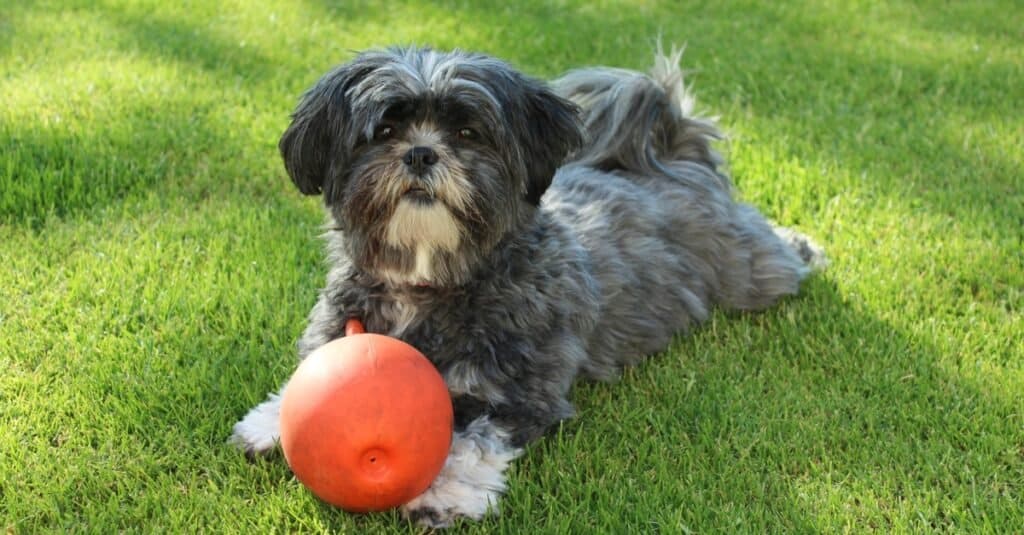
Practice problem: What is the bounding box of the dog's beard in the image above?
[340,144,492,288]
[383,200,462,286]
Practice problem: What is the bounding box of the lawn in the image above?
[2,0,1022,532]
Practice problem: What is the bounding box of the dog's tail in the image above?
[552,47,724,178]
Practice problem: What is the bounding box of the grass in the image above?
[2,0,1021,532]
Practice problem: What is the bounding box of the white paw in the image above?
[400,417,521,528]
[229,392,282,456]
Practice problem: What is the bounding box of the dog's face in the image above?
[279,47,582,287]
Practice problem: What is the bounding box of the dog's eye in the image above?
[456,127,476,140]
[374,125,394,140]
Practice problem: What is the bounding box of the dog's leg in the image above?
[229,388,284,457]
[230,293,350,456]
[717,204,827,311]
[400,416,521,528]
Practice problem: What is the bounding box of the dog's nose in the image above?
[403,146,438,174]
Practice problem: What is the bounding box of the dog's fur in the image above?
[230,46,824,527]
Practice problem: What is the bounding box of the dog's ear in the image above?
[279,64,370,196]
[517,85,583,205]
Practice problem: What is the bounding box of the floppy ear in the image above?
[279,64,369,195]
[518,85,583,205]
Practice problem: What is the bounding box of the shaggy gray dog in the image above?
[231,46,824,527]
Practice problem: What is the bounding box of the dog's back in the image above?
[545,51,820,380]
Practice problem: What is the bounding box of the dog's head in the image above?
[279,47,582,287]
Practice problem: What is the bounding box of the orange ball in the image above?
[279,333,453,512]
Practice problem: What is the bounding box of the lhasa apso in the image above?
[231,46,825,527]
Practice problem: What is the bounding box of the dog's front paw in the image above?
[399,416,521,527]
[228,392,282,458]
[400,477,502,528]
[402,504,457,529]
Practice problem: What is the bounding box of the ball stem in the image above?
[345,318,367,336]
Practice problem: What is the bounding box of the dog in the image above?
[230,46,825,527]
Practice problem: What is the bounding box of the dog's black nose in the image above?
[403,146,438,174]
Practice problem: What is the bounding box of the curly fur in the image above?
[231,46,824,528]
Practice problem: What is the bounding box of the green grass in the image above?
[2,0,1022,532]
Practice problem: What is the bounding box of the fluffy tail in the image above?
[552,47,724,177]
[553,48,829,277]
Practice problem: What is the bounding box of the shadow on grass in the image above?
[1,1,637,227]
[2,0,660,227]
[5,0,1020,232]
[712,14,1022,252]
[1,2,295,227]
[3,109,196,227]
[516,275,1021,531]
[295,0,658,70]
